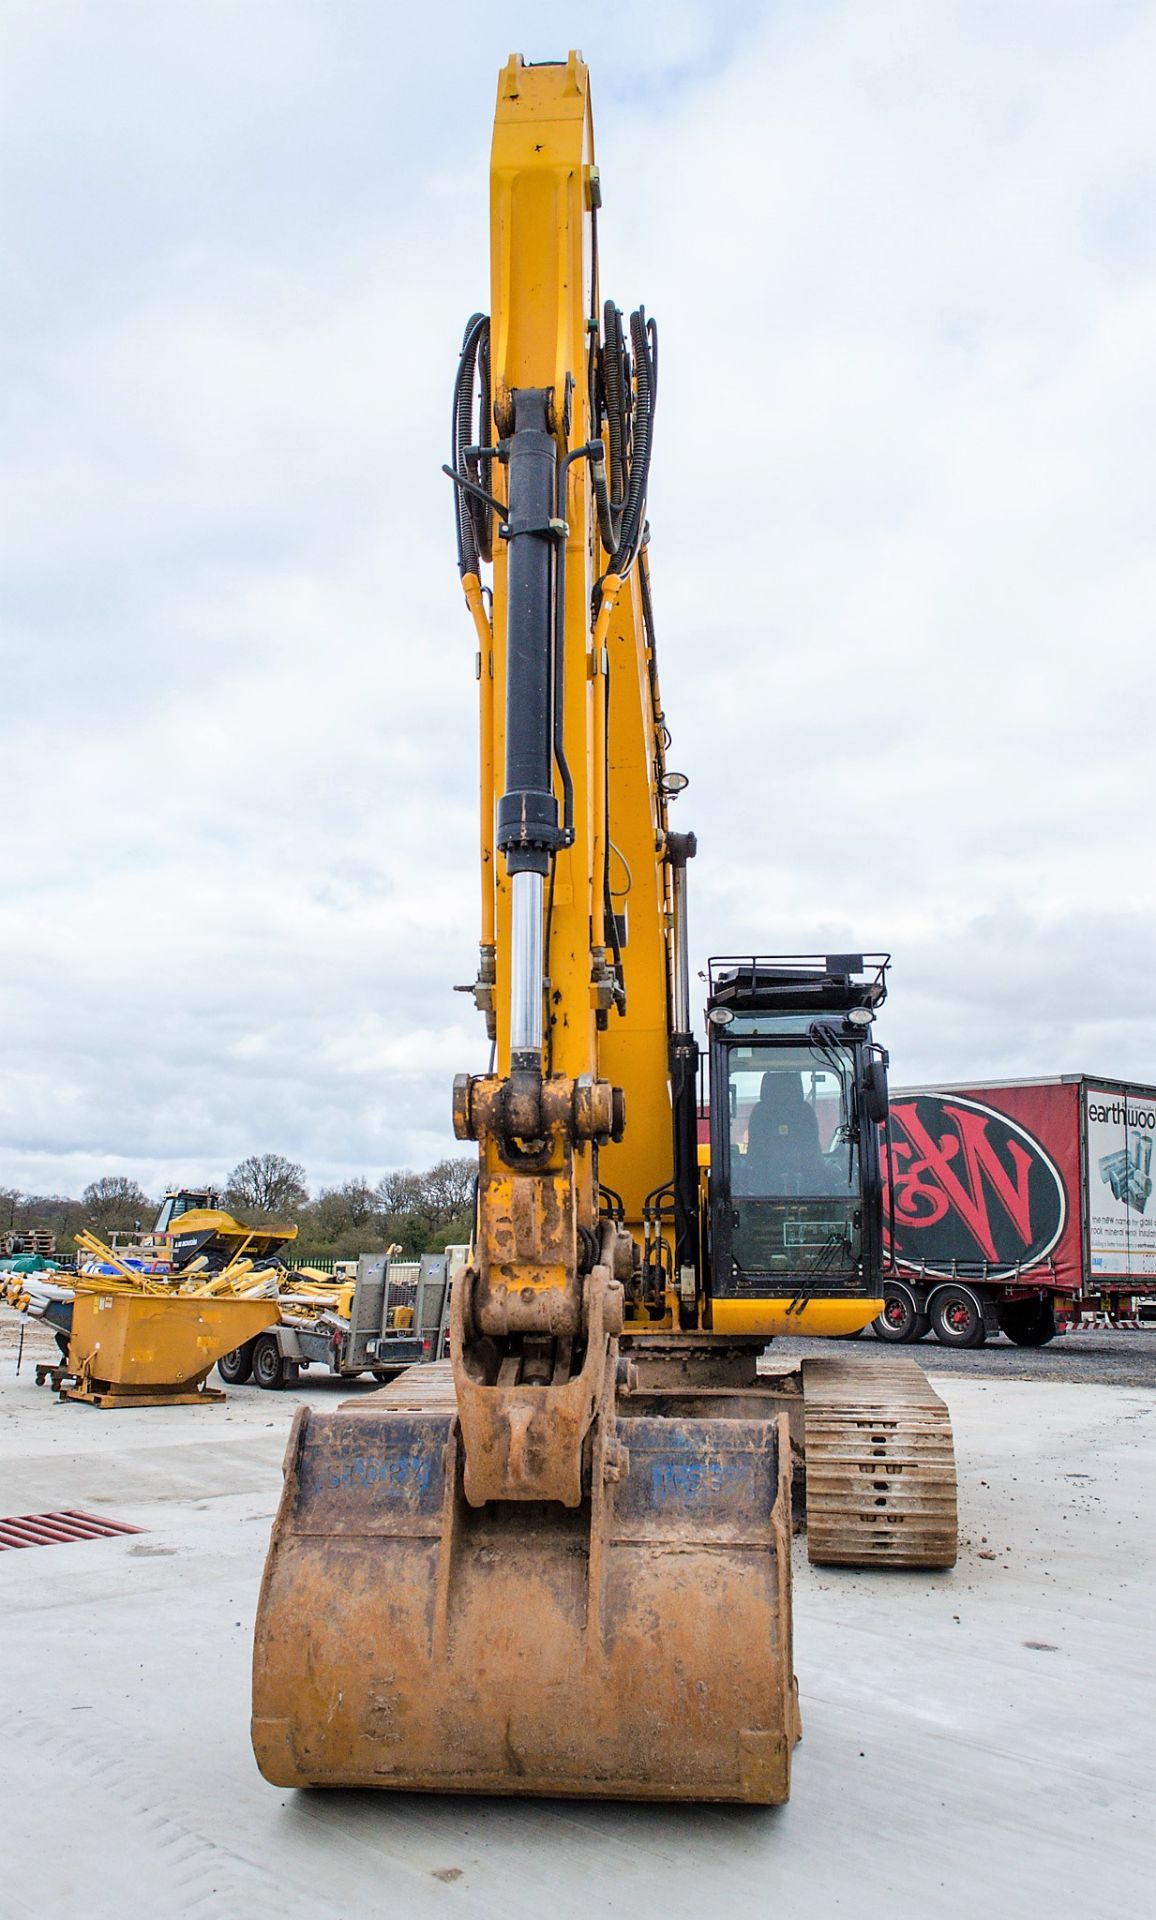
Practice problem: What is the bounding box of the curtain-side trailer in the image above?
[878,1074,1156,1346]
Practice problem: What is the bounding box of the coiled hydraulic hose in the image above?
[592,302,658,582]
[452,312,493,575]
[610,309,657,576]
[451,298,656,587]
[600,299,629,549]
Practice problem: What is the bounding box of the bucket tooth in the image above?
[252,1377,798,1803]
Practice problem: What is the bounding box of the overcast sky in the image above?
[2,0,1155,1200]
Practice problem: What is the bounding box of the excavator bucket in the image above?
[252,1367,800,1803]
[62,1294,280,1408]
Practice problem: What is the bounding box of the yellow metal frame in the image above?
[63,1293,280,1407]
[711,1298,885,1339]
[485,52,602,1087]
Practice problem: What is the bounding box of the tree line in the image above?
[0,1153,476,1261]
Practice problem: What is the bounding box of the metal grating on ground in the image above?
[0,1510,145,1550]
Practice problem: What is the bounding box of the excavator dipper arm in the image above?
[446,54,652,1507]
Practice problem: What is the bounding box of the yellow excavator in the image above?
[252,52,958,1804]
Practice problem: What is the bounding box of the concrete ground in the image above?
[1,1307,1153,1920]
[777,1325,1156,1388]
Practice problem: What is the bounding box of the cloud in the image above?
[2,1,1155,1197]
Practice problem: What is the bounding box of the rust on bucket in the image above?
[252,1376,798,1803]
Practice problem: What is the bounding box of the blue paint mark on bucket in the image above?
[298,1412,449,1516]
[649,1454,748,1504]
[327,1450,435,1495]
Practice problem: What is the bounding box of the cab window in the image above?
[727,1045,855,1197]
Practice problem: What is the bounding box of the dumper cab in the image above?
[152,1189,222,1234]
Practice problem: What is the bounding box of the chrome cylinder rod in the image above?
[510,868,545,1061]
[671,858,691,1035]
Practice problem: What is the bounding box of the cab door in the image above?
[709,1035,863,1298]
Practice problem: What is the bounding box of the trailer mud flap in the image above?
[252,1390,798,1803]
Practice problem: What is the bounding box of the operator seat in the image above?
[745,1071,826,1194]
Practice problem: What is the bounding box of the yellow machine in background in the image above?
[4,1191,291,1408]
[252,53,957,1805]
[43,1189,296,1406]
[107,1187,298,1273]
[58,1290,280,1409]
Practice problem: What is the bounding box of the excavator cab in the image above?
[706,956,889,1316]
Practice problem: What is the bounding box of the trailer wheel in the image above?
[873,1284,930,1344]
[217,1339,255,1385]
[997,1298,1057,1347]
[929,1285,987,1348]
[252,1333,288,1390]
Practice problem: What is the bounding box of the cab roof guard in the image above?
[707,954,890,1014]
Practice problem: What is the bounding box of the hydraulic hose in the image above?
[601,299,628,547]
[589,301,657,583]
[610,309,656,575]
[452,312,492,575]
